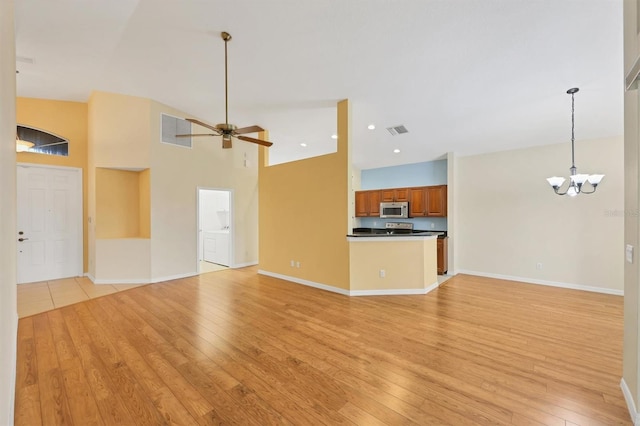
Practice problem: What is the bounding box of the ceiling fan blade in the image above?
[175,133,218,138]
[234,125,265,135]
[185,118,221,133]
[237,135,273,147]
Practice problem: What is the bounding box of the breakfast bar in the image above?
[347,229,442,295]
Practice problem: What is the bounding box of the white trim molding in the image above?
[87,272,198,285]
[231,261,258,269]
[258,270,350,295]
[257,270,440,297]
[350,280,439,296]
[621,378,639,425]
[457,269,623,296]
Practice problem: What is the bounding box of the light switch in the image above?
[626,244,634,264]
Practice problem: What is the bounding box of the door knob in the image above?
[18,238,28,242]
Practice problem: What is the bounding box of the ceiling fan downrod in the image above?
[221,31,231,126]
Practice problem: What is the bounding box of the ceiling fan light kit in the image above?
[546,87,604,197]
[175,32,273,149]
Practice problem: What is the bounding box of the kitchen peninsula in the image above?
[347,223,443,295]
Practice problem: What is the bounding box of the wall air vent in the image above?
[161,113,192,148]
[386,125,408,136]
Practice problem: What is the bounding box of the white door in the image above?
[198,188,232,270]
[17,165,82,284]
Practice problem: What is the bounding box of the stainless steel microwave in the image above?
[380,202,409,218]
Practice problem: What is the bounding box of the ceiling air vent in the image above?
[386,125,408,136]
[161,113,192,148]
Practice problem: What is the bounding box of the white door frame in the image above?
[16,163,83,283]
[196,187,234,272]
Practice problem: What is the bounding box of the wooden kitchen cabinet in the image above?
[437,237,448,275]
[369,190,381,216]
[355,191,368,217]
[381,188,410,202]
[409,187,427,217]
[409,185,447,217]
[426,185,447,217]
[355,190,381,217]
[358,185,447,217]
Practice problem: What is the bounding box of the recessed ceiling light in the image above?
[300,143,307,147]
[393,149,400,154]
[331,134,338,139]
[367,124,376,130]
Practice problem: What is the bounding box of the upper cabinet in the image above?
[355,190,381,217]
[425,185,447,217]
[380,188,410,202]
[409,188,426,217]
[355,185,447,218]
[410,185,447,217]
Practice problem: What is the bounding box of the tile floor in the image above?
[18,262,228,318]
[17,276,146,318]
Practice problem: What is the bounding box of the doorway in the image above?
[17,164,82,284]
[197,188,232,272]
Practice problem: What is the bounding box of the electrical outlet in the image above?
[536,262,543,270]
[626,244,634,263]
[430,222,435,229]
[290,260,295,267]
[379,269,385,278]
[296,261,301,268]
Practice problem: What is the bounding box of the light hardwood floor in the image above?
[14,268,630,425]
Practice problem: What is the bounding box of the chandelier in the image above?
[546,88,604,197]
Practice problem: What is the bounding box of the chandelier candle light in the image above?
[546,87,604,197]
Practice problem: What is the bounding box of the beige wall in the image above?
[258,100,352,290]
[624,0,640,414]
[88,91,259,281]
[456,136,623,293]
[148,100,259,278]
[0,1,17,423]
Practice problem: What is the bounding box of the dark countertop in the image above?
[348,228,447,238]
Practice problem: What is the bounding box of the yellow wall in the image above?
[16,97,89,272]
[96,168,149,238]
[139,169,151,238]
[258,100,352,289]
[349,238,437,291]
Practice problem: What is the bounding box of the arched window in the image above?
[16,125,69,156]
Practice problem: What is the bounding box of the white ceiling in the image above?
[14,0,623,170]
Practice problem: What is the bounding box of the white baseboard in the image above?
[88,271,198,285]
[350,280,439,296]
[151,272,198,283]
[621,378,639,425]
[258,270,440,297]
[231,261,258,269]
[258,270,350,295]
[457,269,623,296]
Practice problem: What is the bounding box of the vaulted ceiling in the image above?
[14,0,623,169]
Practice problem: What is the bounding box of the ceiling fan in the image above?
[176,31,273,149]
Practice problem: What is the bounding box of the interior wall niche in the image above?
[96,167,151,239]
[17,124,69,156]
